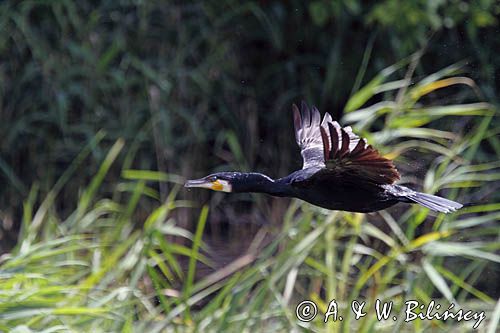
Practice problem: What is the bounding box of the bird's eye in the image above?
[208,176,217,182]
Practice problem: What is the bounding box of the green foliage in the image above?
[1,62,499,331]
[0,1,499,332]
[308,0,500,53]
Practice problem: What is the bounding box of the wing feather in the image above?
[321,123,400,184]
[339,128,350,158]
[292,101,400,185]
[293,102,326,169]
[328,122,339,160]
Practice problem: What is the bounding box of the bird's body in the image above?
[282,170,399,213]
[186,102,462,214]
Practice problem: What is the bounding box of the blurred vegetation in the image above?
[0,0,499,332]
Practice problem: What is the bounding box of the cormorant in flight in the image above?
[185,102,462,213]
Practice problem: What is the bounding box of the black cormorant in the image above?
[185,102,462,213]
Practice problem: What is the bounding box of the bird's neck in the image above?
[234,172,291,197]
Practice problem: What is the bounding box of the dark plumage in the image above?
[185,102,462,213]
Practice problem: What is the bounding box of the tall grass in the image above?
[1,61,498,332]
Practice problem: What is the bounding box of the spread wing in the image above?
[318,116,400,184]
[293,101,400,185]
[293,101,329,169]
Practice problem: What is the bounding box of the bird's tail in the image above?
[405,191,463,213]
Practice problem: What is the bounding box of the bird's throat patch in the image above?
[211,180,224,191]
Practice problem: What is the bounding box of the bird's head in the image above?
[185,172,275,193]
[184,172,240,193]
